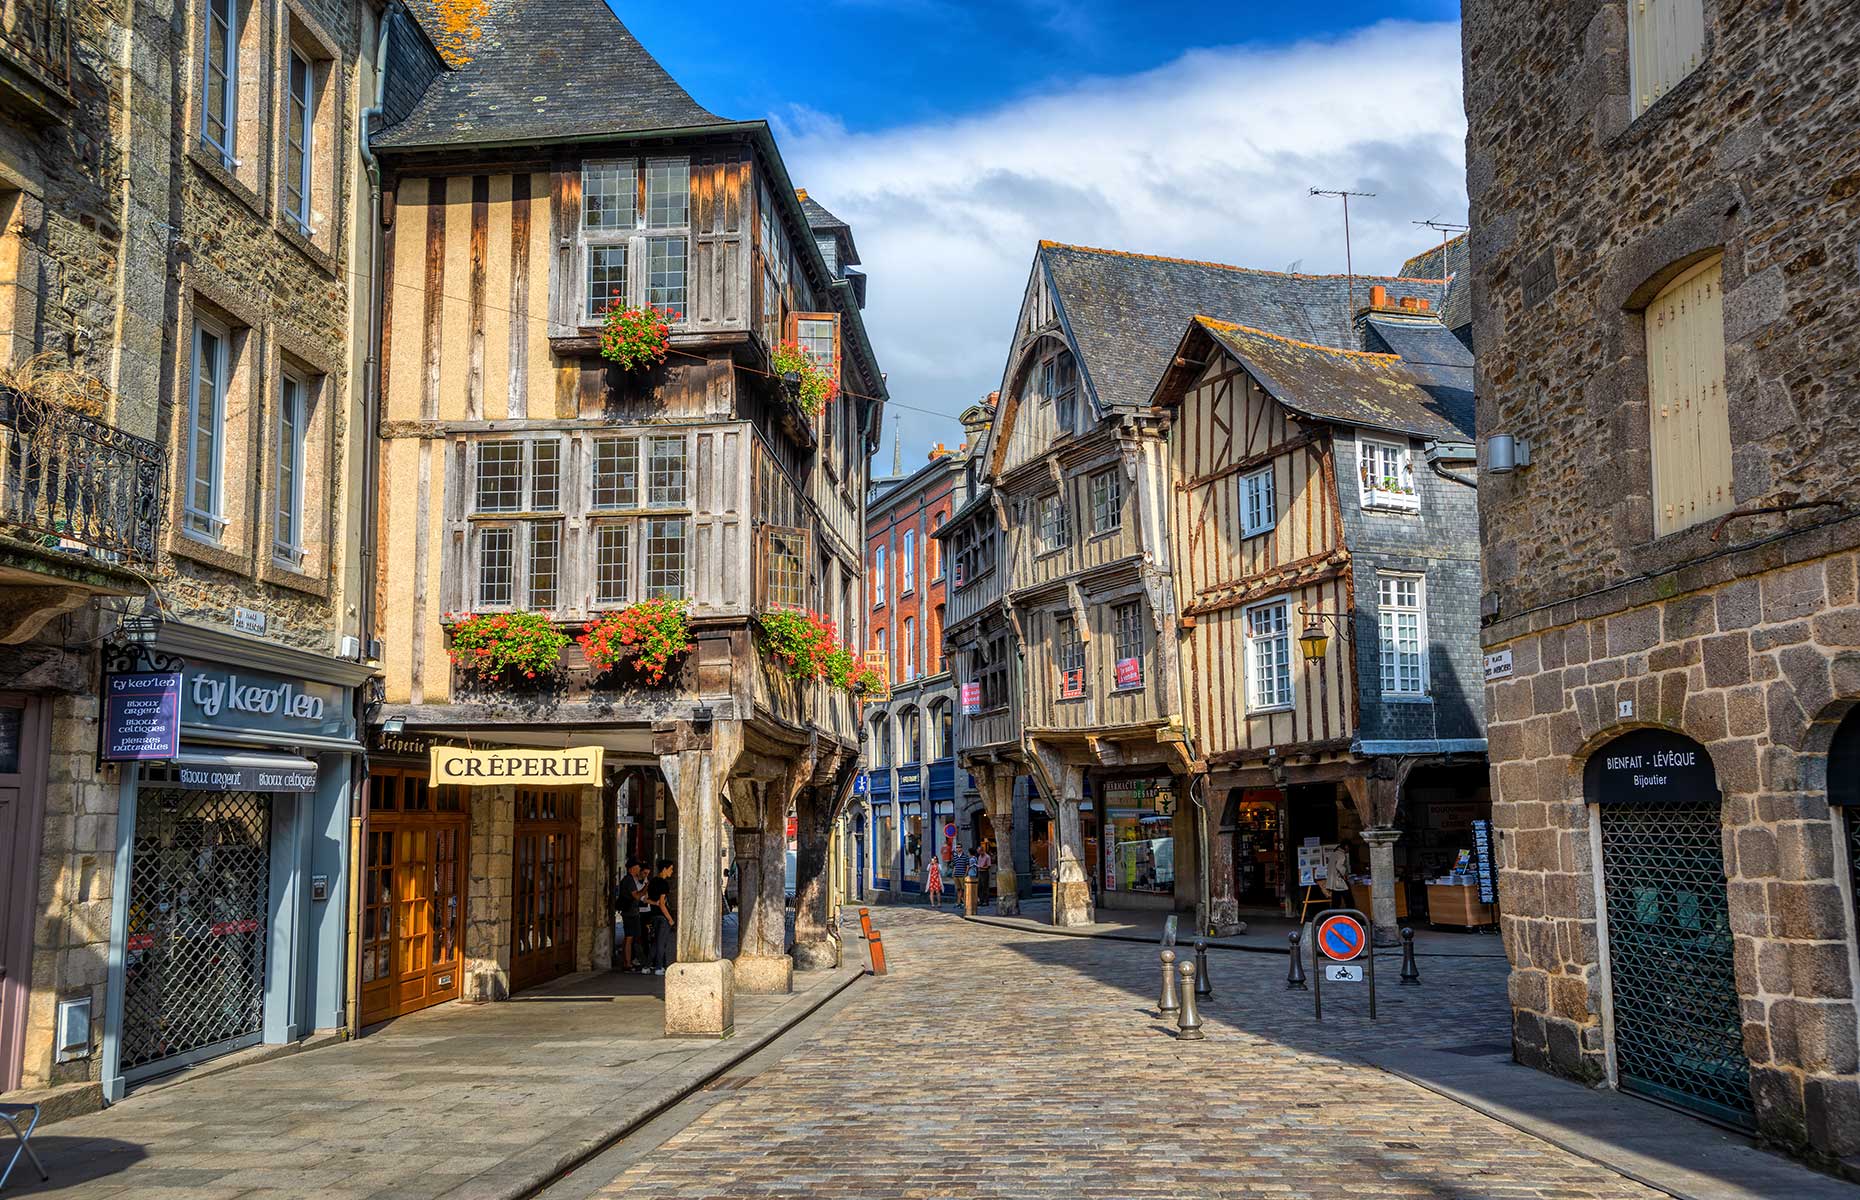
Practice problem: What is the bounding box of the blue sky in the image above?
[616,2,1470,468]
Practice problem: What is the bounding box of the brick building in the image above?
[0,0,385,1110]
[1465,0,1860,1159]
[860,445,967,900]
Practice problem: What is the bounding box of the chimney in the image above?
[1369,284,1388,309]
[1417,298,1431,312]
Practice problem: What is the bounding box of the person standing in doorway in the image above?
[976,842,994,902]
[617,859,648,972]
[647,860,676,975]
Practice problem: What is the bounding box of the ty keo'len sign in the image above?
[102,673,183,761]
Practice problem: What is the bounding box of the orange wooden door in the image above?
[511,788,578,993]
[360,768,468,1026]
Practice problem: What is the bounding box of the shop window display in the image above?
[1103,778,1174,895]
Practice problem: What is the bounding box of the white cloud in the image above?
[776,19,1468,467]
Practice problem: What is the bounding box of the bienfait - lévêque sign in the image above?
[428,745,604,787]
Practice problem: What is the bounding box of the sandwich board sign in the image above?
[1310,908,1376,1021]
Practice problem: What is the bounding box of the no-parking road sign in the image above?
[1310,908,1377,1022]
[1316,913,1367,962]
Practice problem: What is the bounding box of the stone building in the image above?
[859,444,968,901]
[368,0,882,1037]
[0,0,384,1110]
[1464,0,1860,1159]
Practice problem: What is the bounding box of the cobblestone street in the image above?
[593,909,1667,1199]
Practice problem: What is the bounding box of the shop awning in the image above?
[175,749,319,794]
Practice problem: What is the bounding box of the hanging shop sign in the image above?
[1114,657,1143,689]
[183,664,352,741]
[1583,729,1717,806]
[102,672,184,761]
[428,745,605,787]
[895,765,922,788]
[960,682,981,714]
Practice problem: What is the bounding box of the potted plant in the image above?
[578,598,692,686]
[444,611,570,684]
[598,299,672,372]
[769,341,838,417]
[822,643,878,693]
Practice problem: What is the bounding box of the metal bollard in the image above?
[1194,938,1213,998]
[1286,930,1307,990]
[1400,926,1421,986]
[1158,948,1180,1017]
[1176,959,1205,1039]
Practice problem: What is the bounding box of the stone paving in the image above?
[597,908,1663,1199]
[10,945,858,1200]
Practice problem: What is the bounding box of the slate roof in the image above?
[1399,233,1470,335]
[797,189,861,267]
[378,0,733,149]
[1038,243,1442,413]
[1194,318,1473,441]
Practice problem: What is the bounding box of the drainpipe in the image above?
[345,1,394,1041]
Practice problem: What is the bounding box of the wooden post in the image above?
[988,769,1020,916]
[657,720,741,1036]
[1052,761,1094,928]
[735,779,794,993]
[794,755,856,970]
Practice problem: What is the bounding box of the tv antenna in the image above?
[1310,187,1376,317]
[1411,218,1469,312]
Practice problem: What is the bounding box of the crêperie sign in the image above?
[1584,728,1718,805]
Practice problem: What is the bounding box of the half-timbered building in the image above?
[1151,289,1484,942]
[368,0,882,1036]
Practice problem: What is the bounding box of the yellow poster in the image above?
[428,745,604,787]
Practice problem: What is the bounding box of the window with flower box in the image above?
[580,157,690,324]
[1358,436,1419,512]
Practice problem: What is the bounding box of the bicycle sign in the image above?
[1309,907,1377,1021]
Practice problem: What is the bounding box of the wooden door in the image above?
[0,697,45,1093]
[360,768,468,1026]
[511,788,579,992]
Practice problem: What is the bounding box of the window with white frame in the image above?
[1089,468,1122,535]
[469,439,563,610]
[1245,599,1293,711]
[873,627,888,679]
[1359,436,1419,511]
[872,545,886,607]
[201,0,237,160]
[1241,466,1277,537]
[282,50,314,230]
[1038,493,1071,553]
[797,316,837,370]
[645,435,687,507]
[274,372,308,565]
[931,514,945,578]
[901,529,916,594]
[579,157,690,323]
[186,319,230,540]
[902,616,917,682]
[1628,0,1705,118]
[1378,575,1427,696]
[643,517,687,599]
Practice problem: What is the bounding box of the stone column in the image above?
[1053,763,1094,927]
[1361,827,1402,947]
[657,721,740,1036]
[989,771,1020,916]
[735,783,793,994]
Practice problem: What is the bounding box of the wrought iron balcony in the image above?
[0,388,163,567]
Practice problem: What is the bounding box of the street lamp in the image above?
[119,614,161,645]
[1298,616,1330,662]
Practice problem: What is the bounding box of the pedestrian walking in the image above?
[647,859,676,974]
[950,844,972,884]
[926,855,942,908]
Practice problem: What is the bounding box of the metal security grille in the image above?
[1599,801,1752,1128]
[121,789,271,1076]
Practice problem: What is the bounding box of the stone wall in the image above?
[464,788,514,1001]
[577,789,611,973]
[1484,532,1860,1157]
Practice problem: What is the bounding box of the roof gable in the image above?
[1171,317,1473,441]
[1037,242,1445,414]
[380,0,731,150]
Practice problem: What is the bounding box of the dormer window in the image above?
[1358,436,1419,512]
[579,157,690,325]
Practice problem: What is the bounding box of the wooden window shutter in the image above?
[1646,255,1730,537]
[1629,0,1706,118]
